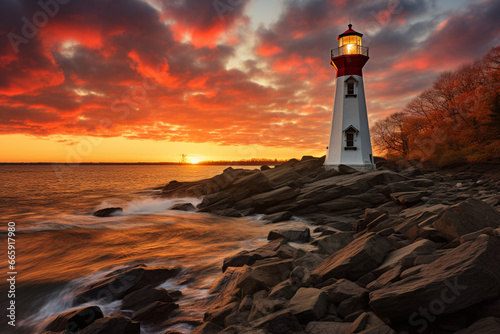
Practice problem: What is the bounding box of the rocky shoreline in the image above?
[43,157,500,334]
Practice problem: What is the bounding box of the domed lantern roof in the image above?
[337,24,363,40]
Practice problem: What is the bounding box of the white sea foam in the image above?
[120,197,202,215]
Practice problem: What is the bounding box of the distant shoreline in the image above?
[0,161,284,166]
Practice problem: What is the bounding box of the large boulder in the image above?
[131,301,178,322]
[249,310,303,334]
[432,198,500,241]
[121,286,177,311]
[287,288,328,323]
[44,306,103,333]
[78,315,140,334]
[205,266,250,320]
[454,317,500,334]
[222,239,286,272]
[369,235,500,323]
[227,172,274,202]
[322,279,368,304]
[75,265,180,303]
[237,258,295,295]
[296,170,407,209]
[234,186,298,212]
[262,165,302,188]
[314,232,354,255]
[312,233,393,281]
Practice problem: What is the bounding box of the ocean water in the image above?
[0,164,299,333]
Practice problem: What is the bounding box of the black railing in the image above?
[331,46,369,58]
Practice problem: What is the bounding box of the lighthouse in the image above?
[325,24,375,171]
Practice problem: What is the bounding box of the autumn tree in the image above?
[372,46,500,165]
[372,112,410,158]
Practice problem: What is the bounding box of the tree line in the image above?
[371,46,500,166]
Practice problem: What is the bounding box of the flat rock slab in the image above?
[390,191,428,207]
[312,232,392,281]
[369,235,500,323]
[77,315,140,334]
[235,186,298,212]
[268,227,311,243]
[372,239,436,277]
[432,198,500,241]
[76,265,180,303]
[222,238,285,272]
[305,321,353,334]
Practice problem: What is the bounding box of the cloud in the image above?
[0,0,498,151]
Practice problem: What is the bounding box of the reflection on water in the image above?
[1,209,273,333]
[0,165,275,333]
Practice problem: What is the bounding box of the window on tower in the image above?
[345,77,357,97]
[347,82,355,95]
[346,132,354,147]
[344,126,358,150]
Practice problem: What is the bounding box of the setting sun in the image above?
[189,157,202,164]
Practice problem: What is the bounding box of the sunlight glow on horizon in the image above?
[1,0,497,162]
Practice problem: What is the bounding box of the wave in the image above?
[15,197,203,232]
[119,197,202,216]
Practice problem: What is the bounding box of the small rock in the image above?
[170,203,196,211]
[262,211,293,223]
[268,227,310,243]
[93,207,123,217]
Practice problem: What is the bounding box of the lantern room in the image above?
[332,24,368,57]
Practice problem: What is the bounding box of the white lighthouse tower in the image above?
[325,24,375,171]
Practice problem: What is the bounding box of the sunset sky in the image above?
[1,0,499,162]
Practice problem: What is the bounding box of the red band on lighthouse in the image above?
[331,55,369,78]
